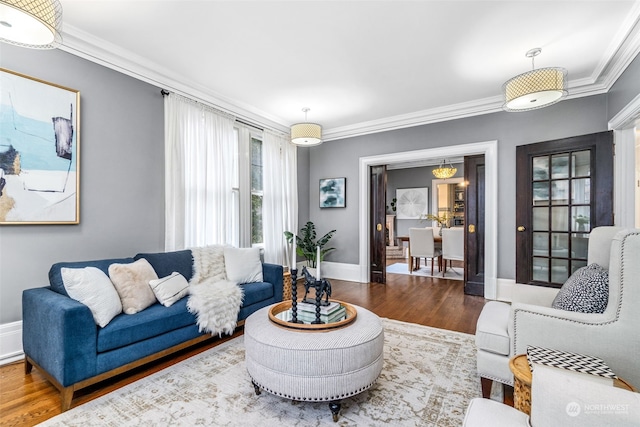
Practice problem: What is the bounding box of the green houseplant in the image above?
[284,221,336,268]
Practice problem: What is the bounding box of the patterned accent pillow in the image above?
[551,263,609,313]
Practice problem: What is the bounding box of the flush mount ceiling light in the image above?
[432,159,457,179]
[0,0,62,49]
[503,48,567,112]
[290,108,322,146]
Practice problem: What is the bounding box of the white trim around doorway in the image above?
[358,140,499,299]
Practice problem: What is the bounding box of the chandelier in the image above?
[291,108,322,146]
[0,0,63,49]
[432,159,457,179]
[503,48,567,112]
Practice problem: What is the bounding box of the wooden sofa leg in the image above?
[480,377,492,398]
[61,387,74,412]
[24,357,33,375]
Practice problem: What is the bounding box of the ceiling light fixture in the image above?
[503,48,567,112]
[432,159,457,179]
[290,108,322,146]
[0,0,62,49]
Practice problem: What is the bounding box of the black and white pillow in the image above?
[551,263,609,313]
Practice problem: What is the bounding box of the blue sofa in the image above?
[22,249,283,411]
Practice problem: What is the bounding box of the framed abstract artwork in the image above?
[319,177,346,208]
[396,187,429,219]
[0,68,80,224]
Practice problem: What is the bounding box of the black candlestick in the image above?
[290,268,302,324]
[312,279,323,324]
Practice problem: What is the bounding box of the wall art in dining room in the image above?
[0,68,80,225]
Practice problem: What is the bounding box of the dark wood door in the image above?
[370,165,386,283]
[464,155,485,296]
[515,131,614,287]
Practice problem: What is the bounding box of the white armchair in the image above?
[464,364,640,427]
[475,227,640,398]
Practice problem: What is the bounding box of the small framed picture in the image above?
[319,177,346,208]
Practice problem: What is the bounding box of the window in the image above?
[250,137,263,245]
[233,126,263,247]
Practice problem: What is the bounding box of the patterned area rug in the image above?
[39,319,489,426]
[386,262,464,281]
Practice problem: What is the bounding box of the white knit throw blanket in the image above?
[187,245,244,337]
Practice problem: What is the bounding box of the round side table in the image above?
[244,304,384,421]
[509,354,636,415]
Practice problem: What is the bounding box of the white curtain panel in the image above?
[262,130,298,266]
[164,94,236,250]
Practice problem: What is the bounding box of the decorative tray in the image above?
[268,300,357,331]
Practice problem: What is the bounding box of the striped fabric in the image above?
[526,346,617,379]
[244,305,384,401]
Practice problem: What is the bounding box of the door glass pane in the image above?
[532,207,549,231]
[571,233,589,259]
[533,156,549,180]
[551,154,570,179]
[572,151,590,177]
[550,207,568,231]
[551,259,569,283]
[533,257,549,282]
[551,233,569,258]
[571,206,590,232]
[533,232,549,256]
[533,182,549,205]
[571,260,588,275]
[551,180,569,205]
[571,178,590,204]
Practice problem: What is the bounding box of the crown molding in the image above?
[58,25,290,133]
[58,13,640,142]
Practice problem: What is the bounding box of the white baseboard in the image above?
[0,321,24,366]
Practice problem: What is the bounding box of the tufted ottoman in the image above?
[244,304,384,421]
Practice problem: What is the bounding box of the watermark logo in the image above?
[566,402,581,417]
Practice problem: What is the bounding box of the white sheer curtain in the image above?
[164,93,236,250]
[262,130,298,266]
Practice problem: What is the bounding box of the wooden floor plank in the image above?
[0,266,486,426]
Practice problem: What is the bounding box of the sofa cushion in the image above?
[134,250,194,282]
[49,257,136,297]
[61,267,123,327]
[149,272,189,307]
[475,300,511,356]
[224,246,263,284]
[109,259,158,314]
[97,298,196,353]
[240,281,274,307]
[551,263,609,313]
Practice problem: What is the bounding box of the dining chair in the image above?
[441,227,464,276]
[409,227,442,274]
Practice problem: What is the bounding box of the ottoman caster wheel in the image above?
[329,401,341,422]
[252,380,261,395]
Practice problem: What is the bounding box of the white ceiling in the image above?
[59,0,640,140]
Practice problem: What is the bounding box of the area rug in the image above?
[39,319,488,426]
[387,262,464,281]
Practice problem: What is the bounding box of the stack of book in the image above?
[295,301,346,324]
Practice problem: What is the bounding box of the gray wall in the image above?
[0,45,164,323]
[387,164,464,237]
[607,53,640,121]
[308,95,610,278]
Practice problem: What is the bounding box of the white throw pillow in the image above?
[149,272,189,307]
[61,267,123,327]
[223,247,263,284]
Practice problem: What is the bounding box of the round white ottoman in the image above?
[244,304,384,421]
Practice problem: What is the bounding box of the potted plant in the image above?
[285,221,336,271]
[421,213,450,236]
[574,214,590,231]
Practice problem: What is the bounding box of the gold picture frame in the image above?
[0,68,80,224]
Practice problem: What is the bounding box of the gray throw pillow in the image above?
[551,263,609,313]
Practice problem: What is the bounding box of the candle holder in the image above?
[289,268,303,324]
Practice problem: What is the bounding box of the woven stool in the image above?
[244,304,384,421]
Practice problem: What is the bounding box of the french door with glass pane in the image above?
[515,132,613,287]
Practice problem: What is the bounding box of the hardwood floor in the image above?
[0,262,487,426]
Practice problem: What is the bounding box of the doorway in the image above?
[358,140,499,299]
